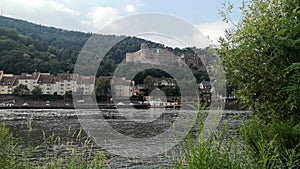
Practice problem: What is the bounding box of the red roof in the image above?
[38,74,54,84]
[17,72,40,80]
[77,75,95,84]
[53,74,78,82]
[0,76,17,86]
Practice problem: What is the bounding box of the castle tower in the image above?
[141,43,148,51]
[139,43,149,61]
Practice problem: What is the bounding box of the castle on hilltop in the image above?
[125,43,206,71]
[125,43,181,66]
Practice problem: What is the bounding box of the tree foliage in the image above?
[219,0,300,153]
[219,0,300,120]
[161,86,180,97]
[12,84,29,95]
[0,27,75,74]
[31,86,42,96]
[96,78,111,96]
[144,75,155,91]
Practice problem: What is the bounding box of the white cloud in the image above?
[197,20,233,45]
[0,0,82,30]
[0,0,143,32]
[125,4,136,13]
[1,0,79,16]
[137,33,187,48]
[47,1,80,16]
[83,7,121,30]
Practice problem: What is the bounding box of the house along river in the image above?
[0,109,248,168]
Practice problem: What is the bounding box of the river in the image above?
[0,109,248,168]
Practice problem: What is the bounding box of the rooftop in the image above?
[38,74,54,84]
[77,75,95,84]
[17,72,40,80]
[111,77,134,86]
[53,74,78,82]
[0,76,17,86]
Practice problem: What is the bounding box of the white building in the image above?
[52,74,78,95]
[17,72,40,91]
[111,77,135,97]
[0,71,18,94]
[77,75,95,95]
[37,73,55,94]
[16,72,95,95]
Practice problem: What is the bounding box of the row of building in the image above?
[0,70,95,95]
[111,77,179,98]
[0,70,213,103]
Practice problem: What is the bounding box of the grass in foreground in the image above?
[0,123,106,169]
[176,105,300,169]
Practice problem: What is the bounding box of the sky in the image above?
[0,0,242,46]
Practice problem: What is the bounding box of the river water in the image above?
[0,109,248,168]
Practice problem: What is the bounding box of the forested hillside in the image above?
[0,16,164,75]
[0,16,91,50]
[0,27,76,74]
[0,16,211,82]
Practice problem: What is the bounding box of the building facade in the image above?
[37,73,55,94]
[0,72,18,94]
[52,74,78,95]
[77,75,95,95]
[111,77,135,98]
[3,70,96,95]
[17,72,40,91]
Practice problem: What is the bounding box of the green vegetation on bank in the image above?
[219,0,300,152]
[177,0,300,168]
[0,124,106,169]
[177,105,300,169]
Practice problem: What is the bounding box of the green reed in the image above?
[175,104,300,169]
[0,123,107,169]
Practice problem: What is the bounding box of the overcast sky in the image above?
[0,0,242,46]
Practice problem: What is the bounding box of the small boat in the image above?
[148,100,180,109]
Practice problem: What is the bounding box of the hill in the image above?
[0,25,87,74]
[0,16,211,82]
[0,16,91,50]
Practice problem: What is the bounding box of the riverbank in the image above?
[0,95,246,110]
[0,104,151,109]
